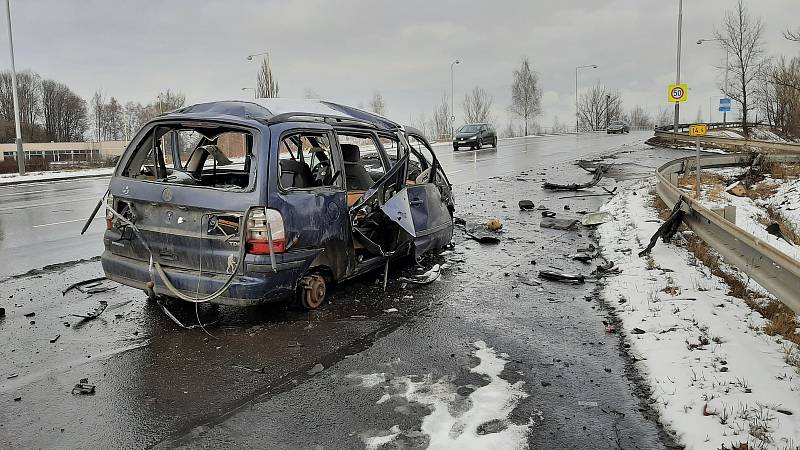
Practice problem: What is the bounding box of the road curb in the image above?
[0,172,112,187]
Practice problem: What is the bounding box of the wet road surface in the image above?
[0,132,693,448]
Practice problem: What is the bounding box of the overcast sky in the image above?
[2,0,799,131]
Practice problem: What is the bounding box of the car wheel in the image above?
[298,273,326,310]
[493,137,498,148]
[475,139,482,150]
[453,144,458,151]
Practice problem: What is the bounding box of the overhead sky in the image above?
[1,0,799,132]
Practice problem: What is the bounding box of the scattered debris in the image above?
[232,364,266,374]
[6,373,18,379]
[570,252,594,263]
[50,334,61,344]
[518,200,535,210]
[71,379,96,395]
[383,308,398,313]
[72,301,108,320]
[540,218,579,230]
[580,211,613,226]
[543,164,608,190]
[726,181,748,197]
[577,401,599,407]
[465,226,501,243]
[23,312,35,318]
[538,270,585,284]
[765,223,791,243]
[541,211,556,218]
[307,363,325,375]
[399,264,441,284]
[638,197,686,257]
[514,274,542,286]
[486,218,503,231]
[592,260,621,277]
[631,328,646,335]
[13,397,21,402]
[0,307,5,317]
[62,276,108,296]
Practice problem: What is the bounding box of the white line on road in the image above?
[0,196,98,212]
[32,216,102,228]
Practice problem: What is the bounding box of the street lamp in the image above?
[450,59,460,138]
[241,87,256,99]
[4,0,24,174]
[575,64,598,132]
[673,0,684,133]
[246,51,270,61]
[697,38,730,124]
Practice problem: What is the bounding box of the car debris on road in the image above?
[538,270,586,284]
[71,301,108,320]
[71,379,96,395]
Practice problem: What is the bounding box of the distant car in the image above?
[607,121,630,134]
[453,123,497,150]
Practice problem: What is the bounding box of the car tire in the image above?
[298,273,326,310]
[475,139,482,150]
[493,137,497,148]
[453,145,458,151]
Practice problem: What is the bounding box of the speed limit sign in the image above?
[668,84,688,103]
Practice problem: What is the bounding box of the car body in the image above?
[452,123,497,150]
[606,120,630,134]
[101,99,454,308]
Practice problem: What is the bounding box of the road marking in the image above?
[0,196,98,212]
[32,216,102,228]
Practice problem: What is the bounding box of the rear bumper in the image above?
[101,249,316,306]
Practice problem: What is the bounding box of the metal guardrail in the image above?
[653,128,800,154]
[655,153,800,313]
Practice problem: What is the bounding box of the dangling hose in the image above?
[106,203,256,303]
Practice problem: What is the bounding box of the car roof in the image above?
[166,99,401,131]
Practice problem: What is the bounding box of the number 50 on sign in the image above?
[668,84,688,102]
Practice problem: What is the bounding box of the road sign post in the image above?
[719,98,731,126]
[668,84,688,142]
[689,124,708,198]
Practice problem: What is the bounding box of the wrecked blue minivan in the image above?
[100,100,454,309]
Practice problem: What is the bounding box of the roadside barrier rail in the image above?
[654,152,800,313]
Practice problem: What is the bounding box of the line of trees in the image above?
[0,70,88,143]
[90,89,185,141]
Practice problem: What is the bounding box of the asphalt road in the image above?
[0,132,646,280]
[0,131,691,449]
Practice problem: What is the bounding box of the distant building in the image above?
[0,140,128,162]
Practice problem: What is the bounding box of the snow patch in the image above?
[598,182,800,450]
[353,341,532,449]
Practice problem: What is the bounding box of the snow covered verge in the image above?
[598,181,800,450]
[0,167,113,185]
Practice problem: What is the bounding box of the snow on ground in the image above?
[0,167,113,185]
[351,341,533,450]
[688,169,800,262]
[707,129,744,139]
[599,182,800,450]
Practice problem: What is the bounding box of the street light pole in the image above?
[4,0,23,174]
[673,0,683,134]
[450,59,460,139]
[241,87,256,99]
[575,64,598,133]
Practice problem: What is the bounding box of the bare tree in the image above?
[40,79,88,141]
[551,115,567,133]
[628,105,653,129]
[104,97,124,140]
[654,106,672,128]
[462,86,493,124]
[256,57,279,98]
[90,90,106,141]
[714,0,767,136]
[508,58,542,136]
[576,85,622,131]
[369,91,386,116]
[431,92,451,139]
[759,57,800,137]
[410,111,431,138]
[0,70,41,141]
[785,28,800,42]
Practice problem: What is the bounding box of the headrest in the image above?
[341,144,360,163]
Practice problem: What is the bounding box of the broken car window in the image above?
[121,124,255,191]
[278,132,339,190]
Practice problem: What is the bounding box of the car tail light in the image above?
[246,208,285,255]
[105,194,114,230]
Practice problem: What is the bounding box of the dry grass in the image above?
[677,172,727,200]
[758,207,800,245]
[744,180,780,200]
[650,193,800,353]
[762,161,800,179]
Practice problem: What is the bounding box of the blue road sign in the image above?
[719,98,731,112]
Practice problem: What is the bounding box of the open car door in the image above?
[350,132,453,257]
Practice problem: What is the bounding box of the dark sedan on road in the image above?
[452,123,497,150]
[607,120,630,134]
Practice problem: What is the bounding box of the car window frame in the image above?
[116,119,260,194]
[276,127,345,192]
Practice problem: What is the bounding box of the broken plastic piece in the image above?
[62,276,108,296]
[540,218,578,230]
[518,200,535,210]
[543,165,608,190]
[538,270,585,284]
[639,197,686,257]
[541,211,556,218]
[72,301,108,320]
[580,211,613,226]
[399,264,441,285]
[71,382,96,395]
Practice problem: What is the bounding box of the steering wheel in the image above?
[311,160,332,185]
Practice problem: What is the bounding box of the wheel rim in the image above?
[301,274,326,310]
